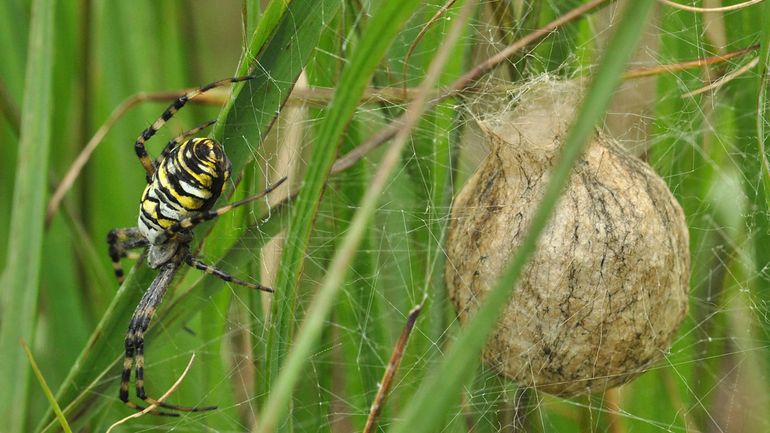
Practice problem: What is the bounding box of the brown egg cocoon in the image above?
[446,78,690,396]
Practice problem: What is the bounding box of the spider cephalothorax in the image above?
[107,76,285,416]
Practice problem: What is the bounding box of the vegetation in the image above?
[1,0,769,432]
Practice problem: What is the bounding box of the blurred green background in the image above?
[1,0,769,432]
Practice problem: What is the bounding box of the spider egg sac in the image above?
[445,78,690,396]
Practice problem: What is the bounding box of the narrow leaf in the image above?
[0,1,55,432]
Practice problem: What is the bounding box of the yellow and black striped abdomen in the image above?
[138,138,231,244]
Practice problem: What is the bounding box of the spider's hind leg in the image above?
[120,333,179,417]
[120,263,217,415]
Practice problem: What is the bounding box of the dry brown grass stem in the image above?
[657,0,764,13]
[105,353,197,433]
[361,305,422,433]
[682,57,760,97]
[622,44,759,80]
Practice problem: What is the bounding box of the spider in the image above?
[107,76,285,416]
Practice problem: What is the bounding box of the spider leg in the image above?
[120,263,216,414]
[134,76,256,177]
[121,320,178,417]
[154,119,217,167]
[186,256,273,292]
[107,228,148,284]
[158,176,288,244]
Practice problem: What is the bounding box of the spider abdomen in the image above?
[138,137,231,245]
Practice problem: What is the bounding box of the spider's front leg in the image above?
[156,176,289,245]
[133,76,256,177]
[119,262,216,415]
[107,228,148,284]
[186,256,273,292]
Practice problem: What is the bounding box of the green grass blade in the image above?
[234,0,288,78]
[260,0,429,428]
[0,0,55,432]
[262,1,424,427]
[21,341,73,433]
[257,1,471,431]
[388,1,656,431]
[218,1,340,177]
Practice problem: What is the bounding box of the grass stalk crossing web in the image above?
[2,1,770,432]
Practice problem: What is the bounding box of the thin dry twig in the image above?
[402,0,458,87]
[105,353,197,433]
[657,0,764,13]
[622,44,759,80]
[682,56,760,97]
[362,304,422,433]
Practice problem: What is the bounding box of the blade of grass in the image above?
[213,0,292,153]
[216,0,342,206]
[21,340,73,433]
[233,0,288,79]
[306,10,386,429]
[331,119,389,429]
[255,1,474,431]
[0,0,55,432]
[388,1,655,431]
[260,0,425,428]
[197,1,338,414]
[0,0,27,104]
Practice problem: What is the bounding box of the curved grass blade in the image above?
[261,0,422,397]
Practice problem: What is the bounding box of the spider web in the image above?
[96,2,770,432]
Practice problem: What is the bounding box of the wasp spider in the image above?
[107,76,285,416]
